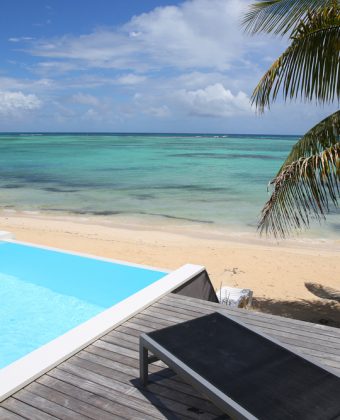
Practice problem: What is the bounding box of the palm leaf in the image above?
[243,0,332,35]
[277,110,340,172]
[252,6,340,111]
[259,141,340,237]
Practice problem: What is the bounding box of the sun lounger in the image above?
[140,312,340,419]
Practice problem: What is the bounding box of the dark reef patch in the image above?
[43,187,80,193]
[138,211,213,224]
[169,153,282,160]
[1,184,23,189]
[132,193,155,200]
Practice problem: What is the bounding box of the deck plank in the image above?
[1,397,58,420]
[153,300,340,343]
[84,344,183,382]
[0,406,33,420]
[159,297,340,351]
[54,363,218,419]
[1,293,339,419]
[14,389,85,420]
[36,376,149,420]
[145,303,340,353]
[46,369,168,419]
[65,355,223,417]
[159,297,340,341]
[164,294,340,337]
[24,382,117,420]
[78,349,203,397]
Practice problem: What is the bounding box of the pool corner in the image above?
[0,252,205,402]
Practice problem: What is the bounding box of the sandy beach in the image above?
[1,211,339,327]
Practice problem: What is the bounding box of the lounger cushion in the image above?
[147,312,340,419]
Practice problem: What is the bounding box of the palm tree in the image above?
[243,0,340,237]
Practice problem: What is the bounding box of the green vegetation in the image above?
[243,0,340,237]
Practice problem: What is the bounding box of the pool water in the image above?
[0,242,166,368]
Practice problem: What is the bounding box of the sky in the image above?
[0,0,336,134]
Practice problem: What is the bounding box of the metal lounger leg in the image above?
[140,340,149,386]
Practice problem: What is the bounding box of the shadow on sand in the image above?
[252,297,340,328]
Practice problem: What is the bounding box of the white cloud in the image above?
[124,0,248,70]
[26,0,253,71]
[35,61,79,75]
[174,83,252,117]
[116,73,146,85]
[29,31,141,70]
[8,36,34,43]
[172,70,260,94]
[143,105,170,118]
[0,91,41,116]
[81,108,102,121]
[0,77,55,92]
[71,93,100,106]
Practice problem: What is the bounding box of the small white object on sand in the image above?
[0,231,15,240]
[217,286,253,308]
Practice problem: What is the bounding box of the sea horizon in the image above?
[0,131,302,137]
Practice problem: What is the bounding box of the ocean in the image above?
[0,133,338,239]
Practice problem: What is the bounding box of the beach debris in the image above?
[224,267,244,276]
[305,282,340,303]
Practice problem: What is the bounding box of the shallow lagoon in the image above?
[0,133,338,238]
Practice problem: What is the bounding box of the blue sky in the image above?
[0,0,335,134]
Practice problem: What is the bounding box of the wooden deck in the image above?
[1,293,340,419]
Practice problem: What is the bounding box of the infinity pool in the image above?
[0,241,166,369]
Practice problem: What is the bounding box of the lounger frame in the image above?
[139,311,339,419]
[140,333,255,419]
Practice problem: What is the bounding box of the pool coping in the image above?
[0,239,205,402]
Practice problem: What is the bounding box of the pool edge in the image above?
[0,250,204,401]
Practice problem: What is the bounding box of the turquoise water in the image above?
[0,241,166,368]
[0,133,338,237]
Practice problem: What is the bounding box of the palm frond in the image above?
[259,141,340,238]
[277,110,340,172]
[243,0,332,35]
[252,6,340,111]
